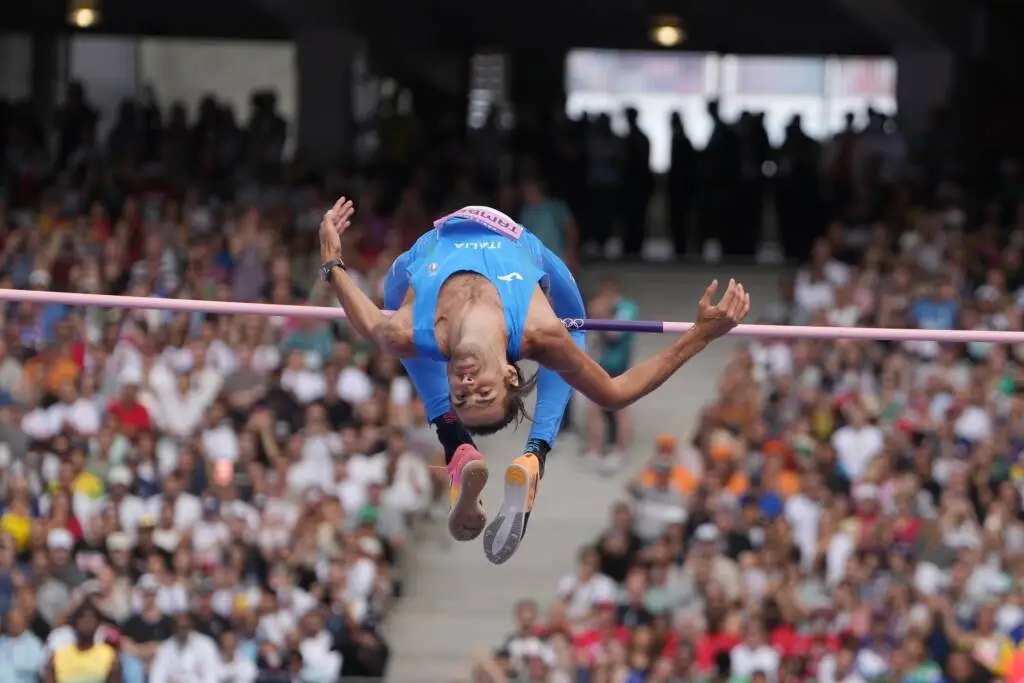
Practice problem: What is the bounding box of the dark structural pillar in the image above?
[295,28,362,167]
[30,33,62,120]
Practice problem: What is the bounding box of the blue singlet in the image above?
[408,215,547,362]
[383,207,586,448]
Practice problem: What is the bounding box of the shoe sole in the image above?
[483,462,532,565]
[448,459,489,541]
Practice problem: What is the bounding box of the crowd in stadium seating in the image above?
[3,71,1023,683]
[0,82,484,683]
[474,131,1024,682]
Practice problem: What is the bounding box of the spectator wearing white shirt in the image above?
[280,351,326,404]
[216,630,257,683]
[45,380,101,436]
[298,403,343,466]
[201,401,240,465]
[255,591,297,648]
[296,611,341,683]
[954,384,994,443]
[146,471,202,532]
[829,405,884,481]
[379,428,432,517]
[816,639,867,683]
[729,619,781,682]
[106,466,146,533]
[784,469,826,570]
[333,456,368,515]
[143,364,222,439]
[556,546,618,621]
[256,480,300,554]
[192,498,230,565]
[344,426,387,487]
[0,339,24,396]
[203,334,239,377]
[336,361,373,405]
[149,613,220,683]
[284,433,326,494]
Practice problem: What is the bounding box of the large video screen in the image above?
[565,51,896,172]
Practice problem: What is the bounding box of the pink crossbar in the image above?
[1,288,1023,343]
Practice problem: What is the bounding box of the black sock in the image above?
[432,412,475,465]
[524,438,551,478]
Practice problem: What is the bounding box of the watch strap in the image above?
[319,258,346,282]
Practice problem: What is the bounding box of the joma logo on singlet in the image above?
[454,241,502,249]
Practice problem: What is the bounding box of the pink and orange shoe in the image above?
[483,453,541,564]
[447,444,489,541]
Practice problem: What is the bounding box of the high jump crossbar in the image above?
[0,288,1021,344]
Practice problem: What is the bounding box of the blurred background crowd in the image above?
[2,1,1024,681]
[475,121,1024,682]
[0,81,456,683]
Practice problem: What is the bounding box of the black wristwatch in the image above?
[319,258,346,282]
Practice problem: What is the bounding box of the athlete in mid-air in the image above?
[318,198,750,564]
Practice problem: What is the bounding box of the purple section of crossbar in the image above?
[1,289,1024,343]
[568,318,665,333]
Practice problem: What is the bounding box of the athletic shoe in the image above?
[447,444,489,541]
[483,453,540,564]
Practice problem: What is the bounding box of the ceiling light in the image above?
[650,15,685,47]
[68,0,101,28]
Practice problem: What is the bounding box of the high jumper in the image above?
[317,198,750,564]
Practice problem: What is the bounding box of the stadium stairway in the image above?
[383,265,780,681]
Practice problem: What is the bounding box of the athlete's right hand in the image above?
[693,278,750,342]
[319,197,355,260]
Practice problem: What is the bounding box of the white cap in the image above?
[29,270,52,288]
[106,532,133,552]
[695,524,720,543]
[358,537,383,557]
[137,574,160,592]
[853,483,880,502]
[120,366,143,386]
[47,528,74,550]
[107,466,133,487]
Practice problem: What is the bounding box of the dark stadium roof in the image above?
[4,0,1014,56]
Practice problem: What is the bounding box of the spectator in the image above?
[556,546,617,623]
[626,436,688,544]
[149,612,219,683]
[43,601,120,683]
[518,176,579,271]
[121,575,174,683]
[0,607,46,683]
[218,630,258,683]
[585,277,639,472]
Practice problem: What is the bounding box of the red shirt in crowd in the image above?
[770,625,840,658]
[106,399,151,433]
[572,626,630,665]
[662,632,742,671]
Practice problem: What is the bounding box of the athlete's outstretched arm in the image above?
[531,279,750,411]
[320,198,412,356]
[526,238,586,451]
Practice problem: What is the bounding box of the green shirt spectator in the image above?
[519,177,578,264]
[597,296,639,376]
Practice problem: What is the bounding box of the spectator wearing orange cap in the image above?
[628,435,693,543]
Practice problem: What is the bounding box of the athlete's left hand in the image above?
[319,197,355,260]
[693,278,750,342]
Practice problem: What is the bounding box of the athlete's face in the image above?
[447,353,515,427]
